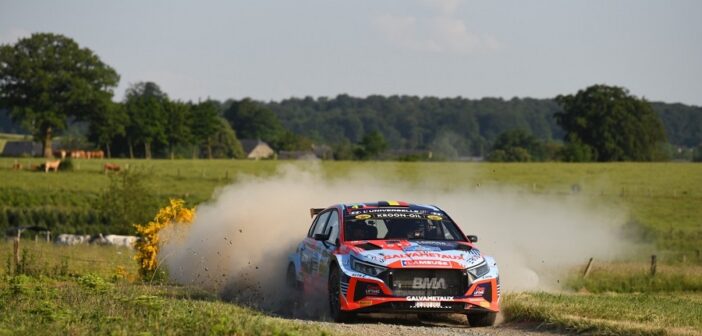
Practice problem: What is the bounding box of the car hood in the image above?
[347,240,484,269]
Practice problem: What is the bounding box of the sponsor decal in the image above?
[375,212,423,219]
[350,208,425,215]
[404,244,441,252]
[406,296,453,301]
[384,251,464,260]
[411,302,442,309]
[473,287,485,296]
[412,277,447,289]
[426,215,443,221]
[355,214,371,220]
[365,287,381,296]
[359,300,373,307]
[401,260,450,267]
[416,241,453,246]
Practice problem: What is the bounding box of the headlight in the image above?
[351,256,386,277]
[468,261,490,279]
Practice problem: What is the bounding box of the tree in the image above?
[355,130,387,160]
[555,85,667,161]
[88,102,127,158]
[0,33,119,157]
[223,98,285,146]
[124,82,168,159]
[190,100,222,159]
[210,117,245,158]
[488,129,550,162]
[164,100,192,160]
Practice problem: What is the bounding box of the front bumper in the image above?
[339,273,500,313]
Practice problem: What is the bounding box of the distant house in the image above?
[240,139,275,159]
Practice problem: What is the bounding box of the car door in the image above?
[301,211,330,286]
[313,209,340,286]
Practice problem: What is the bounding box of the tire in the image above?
[286,264,300,290]
[467,311,497,327]
[282,264,301,316]
[328,266,354,323]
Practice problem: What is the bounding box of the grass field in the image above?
[0,241,332,336]
[1,158,700,258]
[1,158,701,335]
[503,292,702,335]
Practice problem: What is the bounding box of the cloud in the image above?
[0,28,31,44]
[374,14,500,54]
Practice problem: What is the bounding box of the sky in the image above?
[1,0,701,105]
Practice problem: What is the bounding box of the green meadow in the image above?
[1,158,701,335]
[1,158,700,258]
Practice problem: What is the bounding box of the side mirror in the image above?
[314,233,330,241]
[466,235,478,243]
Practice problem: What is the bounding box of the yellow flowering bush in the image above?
[134,198,195,278]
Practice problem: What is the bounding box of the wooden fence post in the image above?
[650,255,657,276]
[13,237,20,275]
[583,257,594,278]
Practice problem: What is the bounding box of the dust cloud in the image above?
[160,164,629,311]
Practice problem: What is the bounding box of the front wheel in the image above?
[328,266,354,323]
[467,311,497,327]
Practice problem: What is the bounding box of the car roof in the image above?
[338,201,443,213]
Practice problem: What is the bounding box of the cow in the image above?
[92,234,138,248]
[55,234,92,245]
[71,150,86,159]
[103,163,121,173]
[45,160,61,173]
[90,150,104,159]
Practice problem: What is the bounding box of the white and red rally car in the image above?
[287,201,500,326]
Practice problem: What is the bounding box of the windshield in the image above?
[344,217,465,241]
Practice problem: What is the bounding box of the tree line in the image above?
[1,33,701,161]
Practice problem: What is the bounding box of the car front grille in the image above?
[387,269,467,297]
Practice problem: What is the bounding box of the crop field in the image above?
[1,158,701,335]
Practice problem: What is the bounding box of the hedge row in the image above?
[0,207,136,235]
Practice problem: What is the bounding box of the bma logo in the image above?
[412,277,447,289]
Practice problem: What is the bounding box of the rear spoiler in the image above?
[310,208,324,218]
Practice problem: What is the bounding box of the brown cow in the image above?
[91,150,104,159]
[103,163,120,173]
[45,160,61,173]
[71,150,86,159]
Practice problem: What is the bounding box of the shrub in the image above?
[57,158,74,171]
[134,199,194,280]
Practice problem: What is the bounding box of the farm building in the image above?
[240,139,275,159]
[1,141,43,157]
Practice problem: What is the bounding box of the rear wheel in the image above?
[283,264,301,316]
[286,264,300,290]
[467,311,497,327]
[328,266,354,323]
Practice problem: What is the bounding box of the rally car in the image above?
[287,201,500,326]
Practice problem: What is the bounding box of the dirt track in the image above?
[296,313,564,336]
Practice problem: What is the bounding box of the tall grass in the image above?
[503,292,702,336]
[568,262,702,293]
[0,241,331,336]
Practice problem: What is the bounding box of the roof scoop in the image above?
[355,242,382,251]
